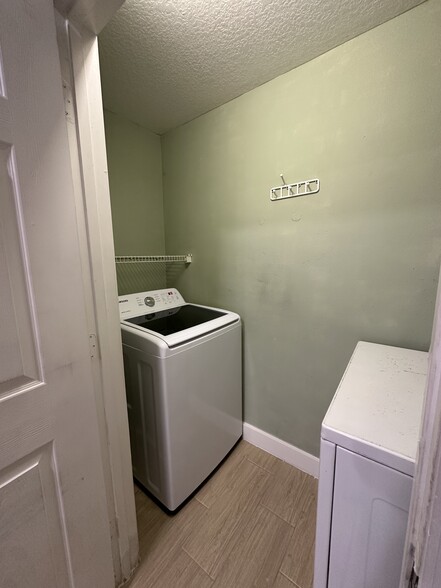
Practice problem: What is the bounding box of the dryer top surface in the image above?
[322,341,428,475]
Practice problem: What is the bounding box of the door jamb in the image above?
[401,266,441,587]
[53,1,138,585]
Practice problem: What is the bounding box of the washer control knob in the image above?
[144,296,155,307]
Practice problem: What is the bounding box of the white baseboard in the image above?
[243,422,319,478]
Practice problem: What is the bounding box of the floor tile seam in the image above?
[262,498,316,531]
[183,483,266,561]
[182,461,273,579]
[288,501,319,534]
[195,496,210,509]
[215,458,271,508]
[259,502,295,530]
[204,502,285,585]
[146,547,215,588]
[192,488,272,582]
[244,455,276,474]
[258,504,302,573]
[181,545,216,582]
[195,454,255,508]
[280,570,303,588]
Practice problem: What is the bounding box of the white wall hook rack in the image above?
[115,254,192,264]
[270,176,320,201]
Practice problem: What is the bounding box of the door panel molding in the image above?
[0,443,73,588]
[0,142,43,398]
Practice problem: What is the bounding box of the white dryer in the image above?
[314,342,428,588]
[119,288,242,511]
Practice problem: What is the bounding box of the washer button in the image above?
[144,296,155,307]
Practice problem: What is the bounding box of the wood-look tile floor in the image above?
[129,441,318,588]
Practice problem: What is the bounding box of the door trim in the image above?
[401,265,441,587]
[54,3,138,585]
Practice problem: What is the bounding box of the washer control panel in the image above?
[119,288,186,319]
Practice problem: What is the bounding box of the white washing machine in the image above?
[119,288,242,511]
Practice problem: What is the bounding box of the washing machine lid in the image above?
[119,288,240,347]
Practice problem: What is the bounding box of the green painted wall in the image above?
[104,109,166,293]
[161,0,441,456]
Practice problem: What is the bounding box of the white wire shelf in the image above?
[115,254,192,264]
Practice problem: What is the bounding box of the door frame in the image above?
[53,1,138,586]
[401,265,441,587]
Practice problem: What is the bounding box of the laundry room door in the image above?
[0,2,114,587]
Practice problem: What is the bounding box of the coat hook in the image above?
[280,173,293,195]
[270,178,320,201]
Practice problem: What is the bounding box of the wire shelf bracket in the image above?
[270,177,320,201]
[115,254,192,264]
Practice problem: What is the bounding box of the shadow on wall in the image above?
[116,261,188,295]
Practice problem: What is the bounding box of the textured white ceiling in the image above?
[99,0,425,134]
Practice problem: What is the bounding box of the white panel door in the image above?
[0,2,114,587]
[328,447,412,588]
